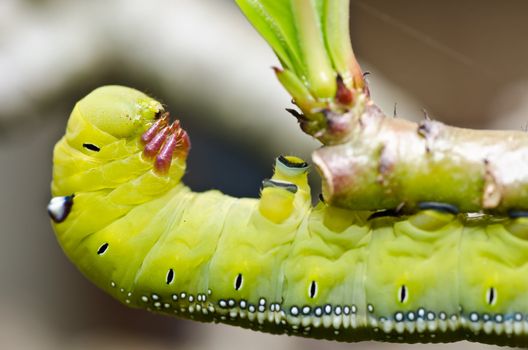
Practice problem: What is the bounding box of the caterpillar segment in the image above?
[49,86,528,347]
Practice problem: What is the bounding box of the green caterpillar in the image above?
[49,86,528,347]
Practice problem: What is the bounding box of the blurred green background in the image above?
[2,0,528,349]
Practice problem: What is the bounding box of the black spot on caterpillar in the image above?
[234,273,243,291]
[166,269,174,285]
[48,86,528,347]
[97,243,109,255]
[82,143,100,152]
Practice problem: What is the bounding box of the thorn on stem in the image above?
[393,103,398,118]
[285,108,306,121]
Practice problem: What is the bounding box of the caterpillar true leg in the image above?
[141,114,190,174]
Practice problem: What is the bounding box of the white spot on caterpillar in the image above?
[47,195,74,223]
[239,300,247,309]
[180,292,186,299]
[110,281,116,288]
[367,304,374,313]
[334,306,342,316]
[172,294,178,301]
[141,296,148,302]
[290,306,299,316]
[314,307,323,317]
[188,295,194,303]
[152,294,160,301]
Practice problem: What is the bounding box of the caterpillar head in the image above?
[51,85,190,197]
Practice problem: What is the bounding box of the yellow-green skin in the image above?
[50,86,528,347]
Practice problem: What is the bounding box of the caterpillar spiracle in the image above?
[49,86,528,347]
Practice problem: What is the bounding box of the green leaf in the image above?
[323,0,364,89]
[235,0,306,80]
[236,0,366,141]
[290,0,335,98]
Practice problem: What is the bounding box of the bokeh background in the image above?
[2,0,528,349]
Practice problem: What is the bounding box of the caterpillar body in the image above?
[49,86,528,347]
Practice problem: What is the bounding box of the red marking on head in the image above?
[143,125,170,158]
[152,120,191,175]
[177,130,191,156]
[141,113,169,144]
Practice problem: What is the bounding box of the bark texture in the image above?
[313,103,528,214]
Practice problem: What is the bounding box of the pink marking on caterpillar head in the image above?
[155,123,179,174]
[141,113,169,144]
[143,125,170,159]
[176,130,191,156]
[154,121,191,175]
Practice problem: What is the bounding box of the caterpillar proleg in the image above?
[49,86,528,347]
